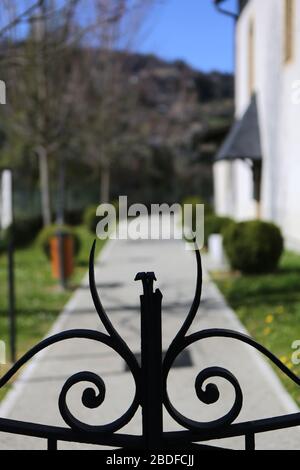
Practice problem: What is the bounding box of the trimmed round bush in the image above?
[181,196,214,218]
[8,217,43,247]
[0,232,8,254]
[182,195,214,235]
[204,215,234,247]
[38,224,81,259]
[223,220,284,274]
[0,217,43,254]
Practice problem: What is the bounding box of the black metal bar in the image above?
[163,410,300,444]
[245,433,255,450]
[47,439,57,451]
[137,272,163,450]
[0,416,143,448]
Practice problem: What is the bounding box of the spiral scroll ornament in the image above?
[1,240,300,450]
[162,241,300,433]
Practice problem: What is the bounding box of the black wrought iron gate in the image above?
[1,241,300,450]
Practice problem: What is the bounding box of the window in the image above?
[284,0,294,62]
[248,19,255,96]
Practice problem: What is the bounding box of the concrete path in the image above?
[0,220,300,450]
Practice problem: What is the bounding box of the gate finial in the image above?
[135,271,157,294]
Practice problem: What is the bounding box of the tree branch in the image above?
[0,0,45,37]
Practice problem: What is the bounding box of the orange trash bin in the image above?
[50,233,74,280]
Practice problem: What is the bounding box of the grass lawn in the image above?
[0,227,105,401]
[213,251,300,406]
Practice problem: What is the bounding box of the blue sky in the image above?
[11,0,236,74]
[137,0,236,73]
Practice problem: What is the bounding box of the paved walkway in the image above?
[0,220,300,449]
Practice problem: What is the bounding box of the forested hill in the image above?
[117,51,234,151]
[0,44,234,208]
[103,51,234,202]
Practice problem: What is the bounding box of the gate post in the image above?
[136,272,163,450]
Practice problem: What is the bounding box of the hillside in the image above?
[0,45,234,211]
[121,51,234,150]
[105,51,234,202]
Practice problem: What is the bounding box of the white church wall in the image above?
[216,0,300,250]
[213,160,234,217]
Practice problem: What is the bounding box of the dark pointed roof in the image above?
[215,94,262,161]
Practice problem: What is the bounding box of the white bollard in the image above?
[1,169,13,230]
[208,234,226,268]
[0,80,6,105]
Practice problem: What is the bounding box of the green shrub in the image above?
[223,220,284,274]
[14,217,43,246]
[181,196,214,218]
[0,232,7,254]
[204,215,234,247]
[83,205,99,233]
[111,199,120,218]
[182,195,204,206]
[37,224,81,259]
[181,196,214,235]
[0,217,43,252]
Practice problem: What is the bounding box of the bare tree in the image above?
[0,0,158,219]
[83,0,157,203]
[0,0,85,225]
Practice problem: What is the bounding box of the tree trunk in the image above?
[100,164,110,204]
[37,146,51,226]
